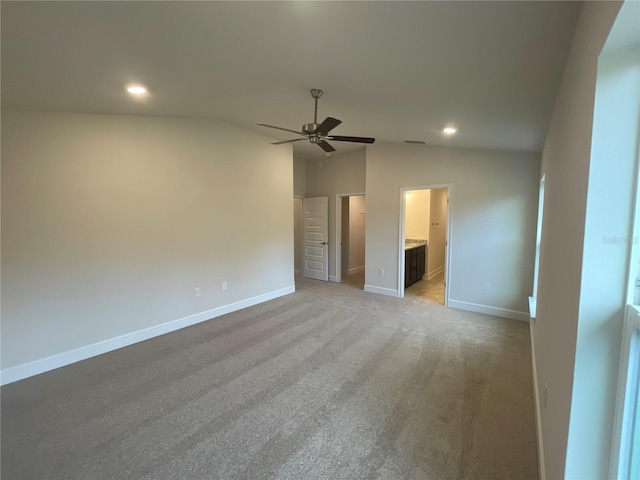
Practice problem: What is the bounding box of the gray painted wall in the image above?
[1,110,294,370]
[533,1,637,478]
[365,144,540,315]
[305,149,366,280]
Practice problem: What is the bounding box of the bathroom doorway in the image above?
[399,186,450,305]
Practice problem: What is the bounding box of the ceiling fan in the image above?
[258,89,375,153]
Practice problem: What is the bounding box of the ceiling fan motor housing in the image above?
[303,123,320,134]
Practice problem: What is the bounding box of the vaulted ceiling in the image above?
[1,1,582,159]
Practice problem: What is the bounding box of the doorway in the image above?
[336,193,366,289]
[293,196,303,276]
[399,185,451,305]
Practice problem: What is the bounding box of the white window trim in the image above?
[611,304,640,479]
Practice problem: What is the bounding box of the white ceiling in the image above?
[1,1,582,159]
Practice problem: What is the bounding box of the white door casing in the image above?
[303,197,329,281]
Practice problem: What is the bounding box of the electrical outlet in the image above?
[379,268,384,276]
[483,281,491,290]
[222,281,228,291]
[195,287,201,297]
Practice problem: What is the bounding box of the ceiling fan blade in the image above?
[271,138,307,145]
[327,135,376,144]
[257,123,306,136]
[314,117,342,136]
[318,140,335,153]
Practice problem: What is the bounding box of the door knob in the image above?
[320,242,327,245]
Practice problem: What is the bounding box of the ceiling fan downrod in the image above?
[310,89,323,125]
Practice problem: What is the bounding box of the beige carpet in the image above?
[1,276,538,479]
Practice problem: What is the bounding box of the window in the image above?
[529,175,545,319]
[614,307,640,479]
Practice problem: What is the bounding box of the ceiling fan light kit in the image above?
[258,89,375,153]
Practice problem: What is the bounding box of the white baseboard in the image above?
[329,275,338,282]
[364,284,398,297]
[347,265,365,274]
[530,321,546,480]
[0,285,296,386]
[427,265,444,280]
[448,299,529,321]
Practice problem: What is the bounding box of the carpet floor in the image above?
[1,277,538,479]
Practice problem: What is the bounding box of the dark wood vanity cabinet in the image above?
[405,244,426,288]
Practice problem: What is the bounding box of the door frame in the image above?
[335,191,366,283]
[397,183,452,304]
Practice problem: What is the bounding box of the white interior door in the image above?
[303,197,329,281]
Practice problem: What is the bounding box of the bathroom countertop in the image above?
[404,241,427,251]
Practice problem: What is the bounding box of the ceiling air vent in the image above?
[403,140,426,145]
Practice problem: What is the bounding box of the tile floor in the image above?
[341,270,445,305]
[405,271,445,304]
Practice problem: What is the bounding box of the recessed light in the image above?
[126,85,147,95]
[443,127,457,135]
